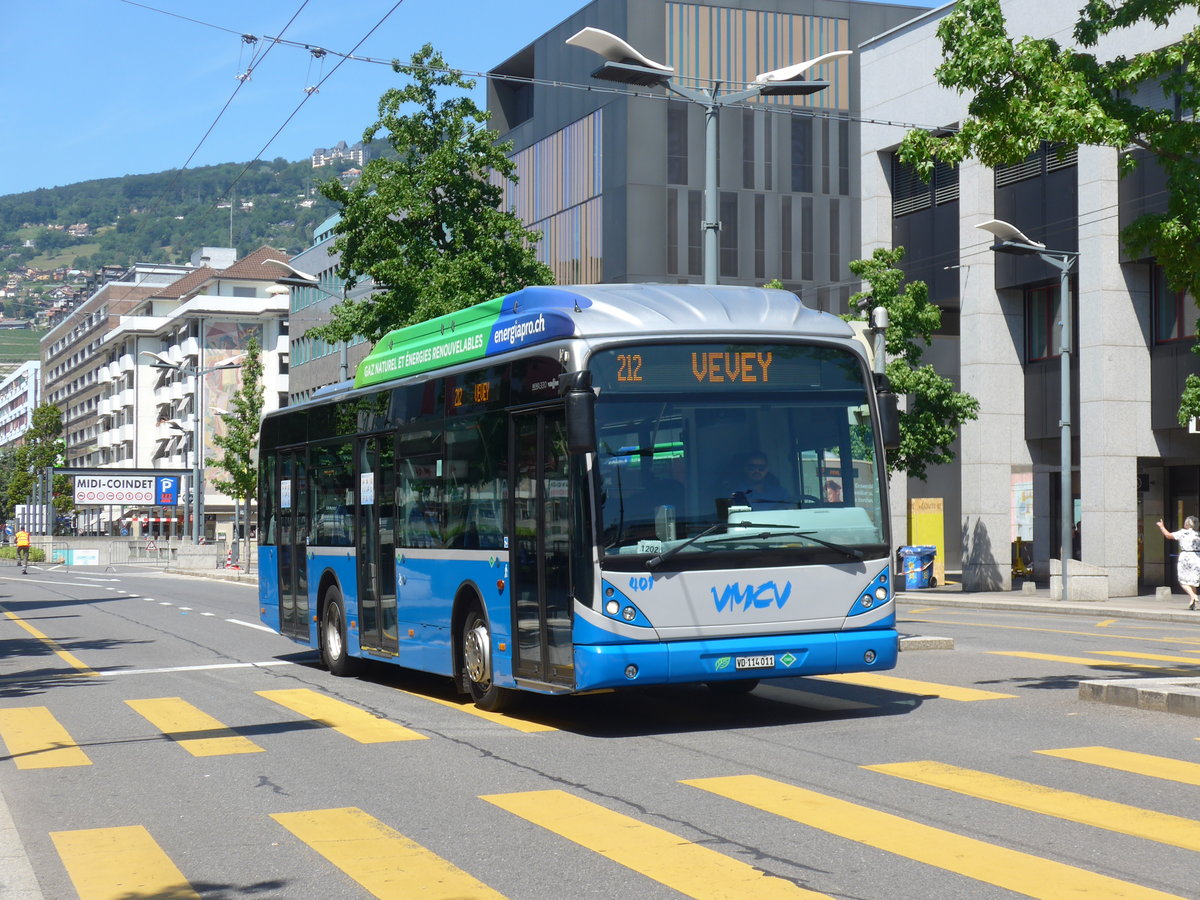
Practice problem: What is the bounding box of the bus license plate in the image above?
[735,655,775,670]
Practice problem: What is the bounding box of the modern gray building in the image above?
[860,2,1200,596]
[487,0,927,310]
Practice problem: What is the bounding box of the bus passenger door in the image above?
[356,436,398,655]
[278,450,309,640]
[510,409,574,688]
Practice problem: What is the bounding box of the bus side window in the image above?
[399,455,443,549]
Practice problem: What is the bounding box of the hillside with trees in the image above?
[0,157,351,274]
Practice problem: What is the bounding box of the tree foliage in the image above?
[4,403,72,525]
[897,0,1200,419]
[207,338,264,566]
[311,44,554,344]
[207,338,264,503]
[847,248,980,481]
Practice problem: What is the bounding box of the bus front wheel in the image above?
[320,588,359,677]
[461,607,513,712]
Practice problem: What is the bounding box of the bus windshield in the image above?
[589,341,887,570]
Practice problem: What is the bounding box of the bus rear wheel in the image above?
[461,606,514,712]
[320,587,359,677]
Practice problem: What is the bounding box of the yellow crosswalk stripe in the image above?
[272,807,504,899]
[1037,746,1200,787]
[684,774,1184,900]
[1086,650,1200,665]
[392,689,557,732]
[865,760,1200,852]
[2,608,98,676]
[815,672,1016,701]
[989,651,1172,671]
[51,825,200,900]
[257,688,427,743]
[125,698,264,757]
[482,788,830,899]
[0,706,91,769]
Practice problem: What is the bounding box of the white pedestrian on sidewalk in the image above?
[1156,516,1200,610]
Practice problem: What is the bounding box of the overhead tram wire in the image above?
[51,0,316,331]
[217,0,407,201]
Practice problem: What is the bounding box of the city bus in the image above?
[257,284,901,710]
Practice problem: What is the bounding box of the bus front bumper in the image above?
[572,628,898,691]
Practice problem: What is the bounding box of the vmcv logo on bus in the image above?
[711,580,793,612]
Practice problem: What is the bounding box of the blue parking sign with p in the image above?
[157,476,179,506]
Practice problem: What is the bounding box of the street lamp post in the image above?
[566,27,846,285]
[143,351,243,543]
[977,219,1079,602]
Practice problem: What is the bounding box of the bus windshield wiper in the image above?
[730,524,865,561]
[645,522,726,570]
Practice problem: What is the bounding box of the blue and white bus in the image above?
[258,284,900,709]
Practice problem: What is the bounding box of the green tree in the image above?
[207,338,264,568]
[897,0,1200,420]
[6,404,73,530]
[311,44,554,344]
[846,248,980,480]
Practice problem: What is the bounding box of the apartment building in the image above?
[88,246,291,539]
[0,361,40,449]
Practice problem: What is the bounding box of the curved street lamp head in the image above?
[754,48,852,84]
[139,350,179,369]
[261,257,320,283]
[565,27,673,72]
[976,218,1045,249]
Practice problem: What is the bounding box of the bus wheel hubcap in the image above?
[326,615,343,659]
[464,620,490,685]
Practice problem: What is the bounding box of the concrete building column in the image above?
[957,159,1027,591]
[1076,144,1147,597]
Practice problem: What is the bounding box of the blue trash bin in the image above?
[899,545,937,589]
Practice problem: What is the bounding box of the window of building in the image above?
[667,101,688,185]
[719,192,738,278]
[791,119,813,193]
[1153,264,1197,344]
[1027,282,1073,361]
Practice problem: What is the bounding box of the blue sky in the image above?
[0,0,936,197]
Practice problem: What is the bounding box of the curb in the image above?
[899,635,954,651]
[1079,677,1200,718]
[895,592,1200,624]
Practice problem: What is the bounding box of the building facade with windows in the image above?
[860,2,1200,595]
[0,361,40,450]
[285,214,372,404]
[487,0,926,309]
[83,246,291,539]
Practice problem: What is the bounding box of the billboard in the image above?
[75,476,180,506]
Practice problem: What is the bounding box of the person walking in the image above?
[1156,516,1200,610]
[14,527,31,574]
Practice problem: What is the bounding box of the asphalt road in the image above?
[2,564,1199,899]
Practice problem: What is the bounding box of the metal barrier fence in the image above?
[30,538,254,572]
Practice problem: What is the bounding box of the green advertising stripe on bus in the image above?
[355,299,504,389]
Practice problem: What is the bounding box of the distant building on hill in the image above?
[312,140,367,168]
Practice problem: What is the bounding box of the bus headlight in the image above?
[624,664,639,679]
[622,606,637,622]
[606,600,619,615]
[875,587,888,600]
[864,650,877,664]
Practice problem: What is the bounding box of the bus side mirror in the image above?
[561,371,596,454]
[878,391,900,451]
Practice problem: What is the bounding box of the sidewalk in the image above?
[896,578,1200,625]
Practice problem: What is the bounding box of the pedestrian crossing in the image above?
[40,744,1198,899]
[5,649,1200,898]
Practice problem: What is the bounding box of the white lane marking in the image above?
[178,607,192,611]
[101,661,296,677]
[78,577,120,582]
[159,601,173,606]
[226,618,277,634]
